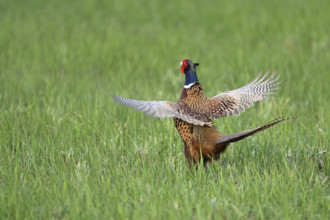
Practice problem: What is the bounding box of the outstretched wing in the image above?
[111,95,212,126]
[208,72,280,118]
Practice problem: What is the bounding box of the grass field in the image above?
[1,0,329,219]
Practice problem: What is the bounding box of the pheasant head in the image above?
[180,59,200,89]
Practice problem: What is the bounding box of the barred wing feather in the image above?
[111,95,212,126]
[210,72,280,118]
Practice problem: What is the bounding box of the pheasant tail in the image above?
[215,116,295,146]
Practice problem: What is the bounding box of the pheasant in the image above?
[112,59,293,166]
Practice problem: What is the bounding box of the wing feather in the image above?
[209,71,280,118]
[111,95,212,126]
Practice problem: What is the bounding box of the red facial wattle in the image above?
[181,59,188,74]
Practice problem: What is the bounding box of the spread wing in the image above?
[208,72,280,118]
[111,95,212,126]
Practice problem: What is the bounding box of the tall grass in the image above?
[0,0,329,219]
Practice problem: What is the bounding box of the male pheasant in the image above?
[112,59,292,166]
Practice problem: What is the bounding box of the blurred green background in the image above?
[0,0,329,219]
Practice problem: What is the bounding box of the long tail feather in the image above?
[215,116,295,145]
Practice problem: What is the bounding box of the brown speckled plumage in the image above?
[173,83,240,165]
[112,59,293,167]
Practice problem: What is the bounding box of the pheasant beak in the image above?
[180,61,183,66]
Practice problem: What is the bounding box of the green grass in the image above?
[1,0,329,219]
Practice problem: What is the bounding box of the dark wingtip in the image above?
[106,93,119,102]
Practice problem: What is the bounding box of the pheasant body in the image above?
[112,59,293,166]
[174,83,232,164]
